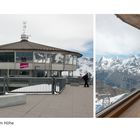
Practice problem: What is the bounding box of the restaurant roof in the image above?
[0,40,82,57]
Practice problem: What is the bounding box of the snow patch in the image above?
[8,84,60,94]
[96,93,126,113]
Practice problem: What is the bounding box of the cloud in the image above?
[96,14,140,56]
[82,41,93,57]
[0,14,93,56]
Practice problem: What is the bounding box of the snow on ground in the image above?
[8,84,60,94]
[110,93,126,103]
[96,93,126,113]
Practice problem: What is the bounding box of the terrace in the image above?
[0,85,93,118]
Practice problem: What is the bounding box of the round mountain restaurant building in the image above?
[0,34,82,77]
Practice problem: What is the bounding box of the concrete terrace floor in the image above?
[0,85,93,118]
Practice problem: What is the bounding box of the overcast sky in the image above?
[0,14,93,57]
[96,14,140,57]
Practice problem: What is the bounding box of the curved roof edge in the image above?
[0,40,82,58]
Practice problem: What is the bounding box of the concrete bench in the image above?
[0,94,26,108]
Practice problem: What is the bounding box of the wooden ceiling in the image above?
[116,14,140,30]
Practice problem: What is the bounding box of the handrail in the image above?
[96,89,140,118]
[66,77,93,85]
[54,78,66,93]
[0,77,66,95]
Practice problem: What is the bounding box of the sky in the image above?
[0,14,93,58]
[96,14,140,57]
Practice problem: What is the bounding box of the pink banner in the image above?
[20,63,29,69]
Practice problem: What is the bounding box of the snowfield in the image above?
[62,57,93,77]
[96,93,126,113]
[9,84,60,94]
[97,55,140,74]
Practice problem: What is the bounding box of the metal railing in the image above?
[66,77,93,86]
[0,76,92,95]
[54,78,66,93]
[0,77,66,95]
[0,77,6,95]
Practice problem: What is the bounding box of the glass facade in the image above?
[46,54,51,63]
[34,52,52,63]
[65,55,73,64]
[16,52,33,62]
[19,70,30,76]
[0,52,14,62]
[34,52,46,63]
[73,56,77,65]
[34,52,77,65]
[0,51,77,64]
[52,53,64,64]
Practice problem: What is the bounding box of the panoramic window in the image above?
[19,70,30,76]
[0,52,14,62]
[65,55,73,64]
[46,54,51,63]
[52,53,64,64]
[34,52,52,63]
[34,52,46,63]
[96,14,140,116]
[16,52,33,62]
[73,56,77,65]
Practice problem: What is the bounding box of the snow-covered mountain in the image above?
[62,57,93,77]
[73,57,93,77]
[96,55,140,90]
[97,55,140,74]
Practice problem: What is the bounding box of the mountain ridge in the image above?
[96,55,140,90]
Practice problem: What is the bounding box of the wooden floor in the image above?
[0,85,93,118]
[119,97,140,118]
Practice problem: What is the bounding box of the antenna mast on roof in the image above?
[21,21,30,41]
[23,21,27,34]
